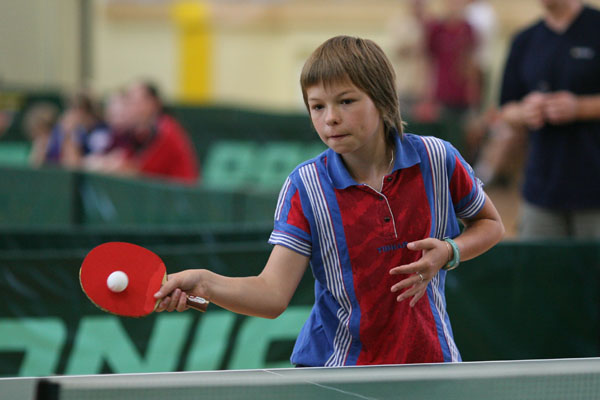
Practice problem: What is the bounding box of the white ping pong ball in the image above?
[107,271,129,293]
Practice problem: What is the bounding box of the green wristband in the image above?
[443,238,460,271]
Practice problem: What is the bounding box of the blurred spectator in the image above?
[470,108,527,187]
[22,102,60,167]
[461,1,502,164]
[500,0,600,238]
[105,90,133,141]
[389,1,429,112]
[465,0,497,79]
[83,90,134,173]
[411,0,481,124]
[98,81,200,185]
[46,92,111,168]
[465,0,498,108]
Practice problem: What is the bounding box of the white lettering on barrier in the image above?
[0,306,312,376]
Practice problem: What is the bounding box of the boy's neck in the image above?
[342,141,395,192]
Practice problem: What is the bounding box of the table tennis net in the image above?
[37,358,600,400]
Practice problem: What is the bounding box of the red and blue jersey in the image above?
[269,133,485,366]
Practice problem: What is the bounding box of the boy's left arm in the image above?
[391,141,504,306]
[450,193,504,263]
[390,197,504,307]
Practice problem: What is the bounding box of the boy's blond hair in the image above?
[300,36,403,142]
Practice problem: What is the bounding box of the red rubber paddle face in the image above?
[80,242,166,317]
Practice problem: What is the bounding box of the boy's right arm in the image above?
[154,245,310,319]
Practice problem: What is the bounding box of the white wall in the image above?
[91,1,178,98]
[4,0,600,110]
[0,0,80,90]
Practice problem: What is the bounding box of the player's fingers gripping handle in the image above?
[154,274,180,299]
[154,274,209,312]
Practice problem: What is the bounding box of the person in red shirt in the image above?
[122,81,200,185]
[411,0,481,123]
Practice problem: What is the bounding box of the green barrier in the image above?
[203,140,326,191]
[79,174,280,226]
[0,140,323,227]
[0,226,313,376]
[0,166,278,227]
[0,224,273,252]
[254,142,314,190]
[0,235,598,377]
[169,105,315,163]
[80,173,237,226]
[202,140,259,190]
[0,142,30,166]
[447,240,600,361]
[0,166,76,227]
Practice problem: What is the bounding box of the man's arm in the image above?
[545,92,600,124]
[502,92,600,129]
[500,92,546,130]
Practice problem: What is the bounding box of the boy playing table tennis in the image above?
[155,36,504,366]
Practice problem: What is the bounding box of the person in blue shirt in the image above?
[46,92,110,167]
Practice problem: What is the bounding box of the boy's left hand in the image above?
[389,238,449,307]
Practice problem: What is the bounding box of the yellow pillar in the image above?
[171,1,213,103]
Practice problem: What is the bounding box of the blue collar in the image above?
[326,134,421,189]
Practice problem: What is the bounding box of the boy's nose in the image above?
[325,108,340,125]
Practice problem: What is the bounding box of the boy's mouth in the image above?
[328,133,350,140]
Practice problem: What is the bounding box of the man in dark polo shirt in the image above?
[499,0,600,238]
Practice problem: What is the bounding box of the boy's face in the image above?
[306,80,385,156]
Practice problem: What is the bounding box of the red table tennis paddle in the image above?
[80,242,209,317]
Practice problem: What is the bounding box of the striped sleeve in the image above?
[268,177,312,257]
[446,144,485,219]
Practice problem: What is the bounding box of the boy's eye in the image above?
[310,104,323,111]
[341,99,355,105]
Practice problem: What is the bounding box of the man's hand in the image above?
[520,92,547,130]
[544,91,579,124]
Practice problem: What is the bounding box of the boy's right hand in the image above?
[154,270,209,312]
